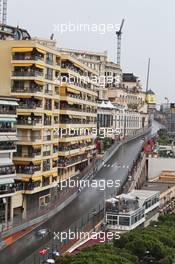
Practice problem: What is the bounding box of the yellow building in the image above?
[0,39,98,217]
[58,54,98,180]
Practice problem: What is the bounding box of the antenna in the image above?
[116,19,125,65]
[0,0,7,25]
[146,58,151,92]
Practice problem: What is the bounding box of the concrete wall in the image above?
[148,157,175,180]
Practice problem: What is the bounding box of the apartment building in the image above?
[58,48,122,100]
[58,53,98,181]
[0,97,18,227]
[0,39,98,217]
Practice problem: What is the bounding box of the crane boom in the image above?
[0,0,7,24]
[116,19,125,65]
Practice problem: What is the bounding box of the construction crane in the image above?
[116,19,125,65]
[0,0,7,25]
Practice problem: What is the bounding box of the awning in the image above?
[0,100,18,106]
[36,48,46,55]
[32,160,42,165]
[14,161,30,165]
[35,80,44,86]
[53,172,58,177]
[0,118,16,123]
[0,158,13,166]
[67,87,80,95]
[35,64,45,70]
[33,145,42,149]
[17,112,30,116]
[21,177,30,182]
[43,174,51,178]
[0,178,14,185]
[32,176,42,182]
[12,47,33,53]
[12,63,33,67]
[43,172,52,177]
[68,102,74,105]
[45,112,52,116]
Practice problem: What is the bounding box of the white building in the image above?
[97,100,143,138]
[0,97,18,227]
[106,190,160,231]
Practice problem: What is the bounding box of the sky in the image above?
[7,0,175,103]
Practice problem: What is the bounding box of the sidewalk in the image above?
[2,223,39,248]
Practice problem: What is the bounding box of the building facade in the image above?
[0,39,98,217]
[106,190,159,231]
[0,97,18,227]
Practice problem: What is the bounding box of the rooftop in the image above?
[142,182,175,194]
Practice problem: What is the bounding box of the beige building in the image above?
[0,39,98,218]
[58,48,122,100]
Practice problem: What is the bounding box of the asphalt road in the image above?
[0,122,162,264]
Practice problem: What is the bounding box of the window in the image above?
[119,216,130,226]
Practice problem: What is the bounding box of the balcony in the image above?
[0,165,15,176]
[0,143,16,151]
[0,186,16,195]
[12,54,44,61]
[17,118,42,126]
[17,135,41,143]
[63,93,96,104]
[14,150,42,159]
[43,151,51,157]
[61,63,84,76]
[0,108,16,115]
[58,154,87,167]
[12,70,43,77]
[43,135,51,141]
[18,101,42,110]
[60,105,97,114]
[11,85,43,94]
[43,165,51,172]
[16,165,41,175]
[59,119,95,125]
[0,125,16,133]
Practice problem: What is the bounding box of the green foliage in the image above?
[56,214,175,264]
[157,135,171,145]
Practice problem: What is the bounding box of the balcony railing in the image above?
[17,136,41,142]
[58,155,87,167]
[14,151,41,158]
[12,54,44,61]
[17,119,42,126]
[16,166,41,174]
[12,71,43,77]
[0,165,15,176]
[0,143,16,151]
[0,109,16,115]
[43,151,51,157]
[18,102,42,110]
[0,127,16,133]
[66,93,96,103]
[60,119,96,125]
[60,106,96,113]
[12,86,43,94]
[0,186,16,195]
[43,165,51,172]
